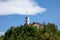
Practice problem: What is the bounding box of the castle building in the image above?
[25,17,43,29]
[32,22,43,29]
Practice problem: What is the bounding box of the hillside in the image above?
[0,23,60,40]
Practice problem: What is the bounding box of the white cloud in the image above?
[0,0,46,15]
[0,32,4,36]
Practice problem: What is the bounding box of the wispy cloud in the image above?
[0,0,46,15]
[0,32,4,36]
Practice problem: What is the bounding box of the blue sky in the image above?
[0,0,60,35]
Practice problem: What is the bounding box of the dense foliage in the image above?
[0,36,4,40]
[0,23,60,40]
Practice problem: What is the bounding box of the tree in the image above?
[3,23,60,40]
[0,36,4,40]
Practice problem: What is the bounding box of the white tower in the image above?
[25,17,30,25]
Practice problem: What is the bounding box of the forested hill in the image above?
[0,23,60,40]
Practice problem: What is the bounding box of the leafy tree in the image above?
[0,36,4,40]
[3,23,60,40]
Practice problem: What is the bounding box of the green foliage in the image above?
[2,23,60,40]
[0,36,4,40]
